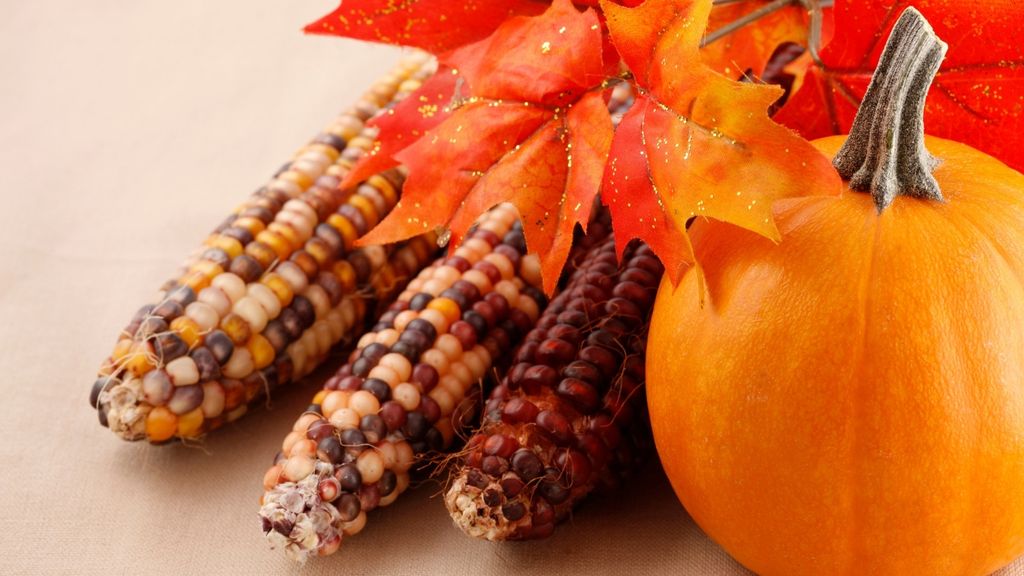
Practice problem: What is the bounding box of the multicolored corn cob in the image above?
[445,233,663,540]
[89,53,439,443]
[258,205,548,562]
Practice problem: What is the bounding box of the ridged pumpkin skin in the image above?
[647,135,1024,576]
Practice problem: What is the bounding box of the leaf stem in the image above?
[701,0,794,48]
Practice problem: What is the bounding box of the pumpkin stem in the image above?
[832,8,948,212]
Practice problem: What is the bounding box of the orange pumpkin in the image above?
[646,9,1024,576]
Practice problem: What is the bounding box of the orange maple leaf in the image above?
[356,0,613,294]
[600,0,840,282]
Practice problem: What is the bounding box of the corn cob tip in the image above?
[260,461,343,563]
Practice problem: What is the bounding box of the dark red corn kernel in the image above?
[189,347,220,381]
[152,299,184,321]
[575,432,610,471]
[588,414,623,449]
[406,318,438,341]
[629,254,664,277]
[419,395,441,424]
[361,378,391,403]
[337,375,364,392]
[399,328,432,349]
[278,308,304,340]
[360,343,389,363]
[603,395,634,427]
[351,358,374,378]
[336,464,362,491]
[493,244,521,267]
[199,248,231,269]
[483,292,509,318]
[548,324,581,347]
[483,434,519,458]
[264,321,290,354]
[424,427,444,451]
[389,341,421,362]
[585,329,618,351]
[508,309,532,335]
[467,468,490,489]
[317,437,345,465]
[514,341,539,364]
[563,360,603,386]
[488,326,514,353]
[613,280,654,307]
[466,450,483,469]
[402,412,428,440]
[557,378,600,413]
[531,498,555,526]
[450,320,477,350]
[229,254,263,283]
[521,365,557,394]
[502,502,527,521]
[378,310,400,325]
[463,308,490,333]
[620,267,658,287]
[275,356,294,386]
[315,223,345,255]
[451,279,480,302]
[359,483,381,513]
[624,355,645,381]
[439,288,470,311]
[556,310,588,328]
[536,410,574,446]
[482,489,503,507]
[348,251,373,282]
[481,455,509,476]
[470,228,500,247]
[500,474,525,497]
[511,449,544,480]
[481,336,503,359]
[522,286,547,308]
[579,346,620,375]
[536,338,576,368]
[359,414,387,443]
[538,479,570,505]
[536,315,558,331]
[557,449,593,485]
[291,296,316,329]
[380,401,407,432]
[386,300,408,313]
[317,272,344,306]
[154,332,188,363]
[222,226,255,245]
[338,205,368,236]
[409,292,433,311]
[583,271,614,292]
[474,260,502,284]
[307,419,335,442]
[411,363,439,392]
[378,470,398,497]
[524,328,546,344]
[444,256,471,273]
[339,428,367,448]
[502,229,526,252]
[567,298,597,315]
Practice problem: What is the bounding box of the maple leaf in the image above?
[600,0,841,282]
[701,0,831,80]
[341,66,461,188]
[775,0,1024,172]
[356,0,614,294]
[305,0,547,54]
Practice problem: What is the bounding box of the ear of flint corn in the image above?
[89,53,439,443]
[446,229,663,540]
[258,205,549,562]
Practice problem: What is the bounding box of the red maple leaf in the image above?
[775,0,1024,172]
[702,0,832,80]
[341,66,461,188]
[305,0,546,54]
[600,0,841,282]
[356,0,613,294]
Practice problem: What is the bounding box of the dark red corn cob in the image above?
[445,234,663,540]
[258,205,547,562]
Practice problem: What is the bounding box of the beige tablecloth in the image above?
[0,1,1020,574]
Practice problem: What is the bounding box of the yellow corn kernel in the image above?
[170,316,203,348]
[347,195,379,228]
[267,222,303,253]
[305,239,334,268]
[112,338,133,360]
[209,234,244,258]
[332,260,357,293]
[308,143,340,161]
[327,214,358,250]
[220,313,253,345]
[278,170,313,190]
[180,270,212,292]
[255,230,292,262]
[233,216,267,236]
[124,342,156,377]
[190,260,224,280]
[312,389,328,406]
[248,334,275,370]
[176,407,205,438]
[261,273,294,307]
[367,175,397,207]
[348,136,374,152]
[146,406,177,442]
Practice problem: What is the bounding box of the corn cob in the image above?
[89,53,439,442]
[258,205,547,562]
[445,233,663,540]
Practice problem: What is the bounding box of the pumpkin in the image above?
[646,9,1024,576]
